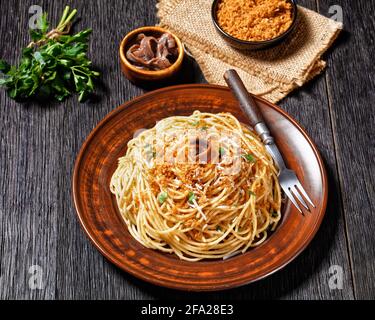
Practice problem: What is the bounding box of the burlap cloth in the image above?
[157,0,342,102]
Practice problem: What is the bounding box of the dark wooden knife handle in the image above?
[224,69,264,127]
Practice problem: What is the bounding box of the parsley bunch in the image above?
[0,6,99,102]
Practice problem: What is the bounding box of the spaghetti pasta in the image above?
[110,111,281,261]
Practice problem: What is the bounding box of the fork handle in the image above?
[224,69,274,145]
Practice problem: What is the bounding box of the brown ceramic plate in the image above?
[72,84,327,291]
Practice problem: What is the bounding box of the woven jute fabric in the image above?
[157,0,342,102]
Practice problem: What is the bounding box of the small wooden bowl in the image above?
[119,26,185,83]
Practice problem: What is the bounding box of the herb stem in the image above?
[71,66,87,74]
[57,8,77,32]
[57,6,70,29]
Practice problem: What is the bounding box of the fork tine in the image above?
[282,186,302,213]
[295,181,315,208]
[290,186,310,211]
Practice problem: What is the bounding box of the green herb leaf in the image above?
[242,153,256,162]
[158,192,168,204]
[37,13,49,33]
[59,29,92,44]
[191,120,199,126]
[219,147,225,156]
[0,59,10,73]
[29,29,43,42]
[200,126,209,131]
[145,144,156,159]
[188,192,196,204]
[248,190,256,197]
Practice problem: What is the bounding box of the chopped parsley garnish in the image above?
[157,192,168,204]
[219,147,225,156]
[200,126,209,131]
[242,153,256,162]
[248,190,256,197]
[188,191,196,204]
[145,144,156,159]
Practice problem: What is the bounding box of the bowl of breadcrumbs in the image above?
[212,0,298,50]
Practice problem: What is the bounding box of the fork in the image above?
[224,69,315,213]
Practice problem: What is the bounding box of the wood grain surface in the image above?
[0,0,373,299]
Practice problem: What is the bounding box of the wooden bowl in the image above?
[72,84,328,291]
[211,0,298,50]
[119,26,185,83]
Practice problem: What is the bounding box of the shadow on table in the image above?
[322,29,350,58]
[130,54,207,91]
[116,156,343,300]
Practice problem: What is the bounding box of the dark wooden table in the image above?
[0,0,373,300]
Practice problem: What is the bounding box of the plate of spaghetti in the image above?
[73,84,327,291]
